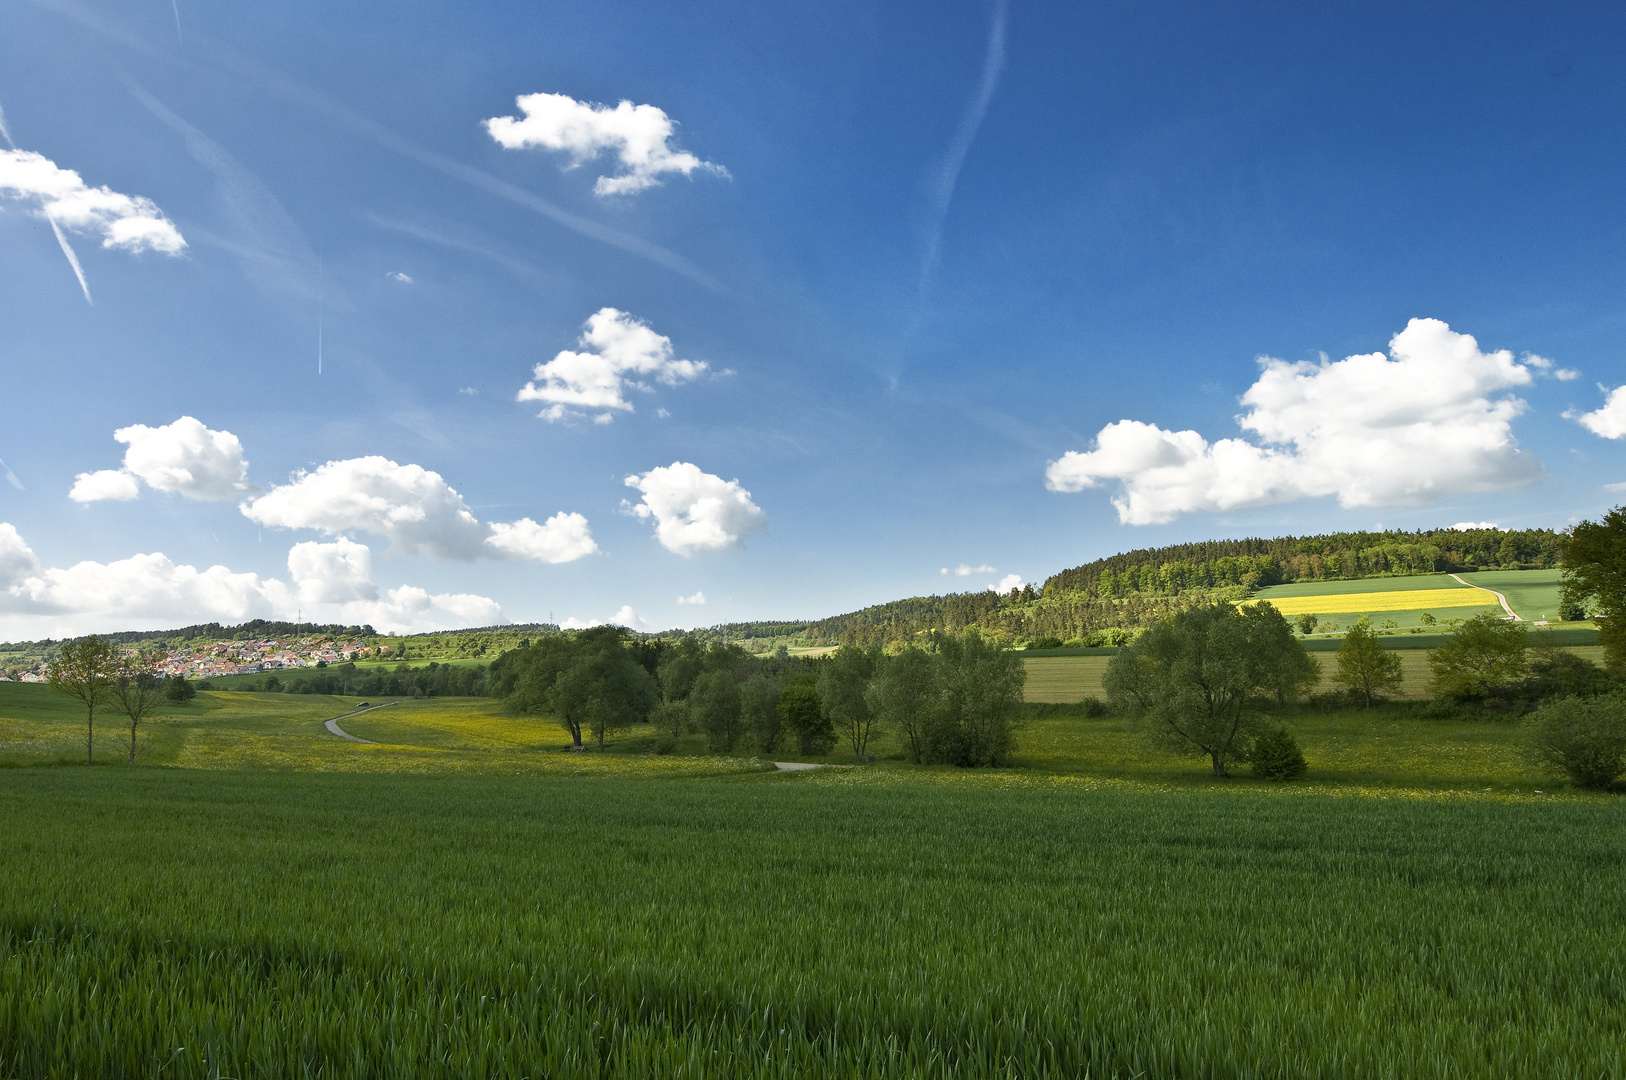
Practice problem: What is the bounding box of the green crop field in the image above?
[3,766,1623,1079]
[1249,568,1569,630]
[5,651,1625,1079]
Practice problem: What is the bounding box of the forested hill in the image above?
[778,526,1565,648]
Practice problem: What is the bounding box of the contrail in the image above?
[169,0,182,46]
[1,98,93,303]
[919,0,1009,293]
[0,457,23,490]
[49,218,94,304]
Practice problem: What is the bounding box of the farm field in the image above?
[1250,568,1566,629]
[2,766,1623,1079]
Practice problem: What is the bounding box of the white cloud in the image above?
[516,307,706,424]
[623,462,767,557]
[241,456,596,564]
[0,148,185,254]
[1555,369,1580,381]
[458,386,478,396]
[1522,354,1580,381]
[1567,386,1626,440]
[339,585,502,635]
[483,91,727,196]
[1046,319,1544,525]
[387,271,413,283]
[69,468,140,503]
[486,513,599,564]
[0,527,291,636]
[1451,522,1504,531]
[676,590,705,605]
[560,604,648,631]
[991,573,1024,593]
[70,417,253,503]
[954,563,996,577]
[288,538,377,604]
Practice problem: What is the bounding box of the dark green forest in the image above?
[772,527,1565,648]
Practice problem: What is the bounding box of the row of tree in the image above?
[226,661,490,698]
[45,638,176,765]
[488,626,1028,766]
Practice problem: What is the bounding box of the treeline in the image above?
[217,662,489,698]
[488,627,1026,766]
[1042,527,1563,596]
[770,527,1565,649]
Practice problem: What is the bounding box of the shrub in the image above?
[1249,727,1307,781]
[1025,636,1065,650]
[1525,692,1626,789]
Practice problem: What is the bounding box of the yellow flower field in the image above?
[1260,588,1499,616]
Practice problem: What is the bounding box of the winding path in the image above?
[1449,573,1520,621]
[323,701,396,744]
[772,761,825,771]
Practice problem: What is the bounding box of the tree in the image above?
[1104,601,1313,776]
[112,657,167,764]
[1525,692,1626,789]
[48,636,120,766]
[818,645,880,761]
[500,626,657,749]
[1249,727,1307,780]
[1429,613,1528,702]
[932,630,1026,767]
[1295,613,1319,636]
[1333,617,1404,707]
[740,674,784,752]
[164,675,197,704]
[690,668,745,753]
[779,681,833,754]
[1561,507,1626,669]
[867,646,942,763]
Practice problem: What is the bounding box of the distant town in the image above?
[12,637,378,683]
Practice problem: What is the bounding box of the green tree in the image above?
[1429,613,1528,702]
[1561,507,1626,669]
[690,668,745,753]
[164,675,197,704]
[1104,601,1313,776]
[866,646,942,763]
[930,629,1026,767]
[501,627,657,749]
[112,657,167,764]
[740,674,784,753]
[48,636,120,766]
[1333,617,1404,707]
[1525,692,1626,789]
[778,681,833,755]
[818,645,880,761]
[1249,727,1307,780]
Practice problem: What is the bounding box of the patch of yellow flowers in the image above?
[1257,588,1498,616]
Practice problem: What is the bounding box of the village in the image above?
[10,636,377,683]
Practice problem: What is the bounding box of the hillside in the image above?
[734,526,1567,648]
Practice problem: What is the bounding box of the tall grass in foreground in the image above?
[2,768,1624,1078]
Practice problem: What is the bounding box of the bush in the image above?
[1525,693,1626,790]
[1024,636,1065,650]
[1249,728,1307,781]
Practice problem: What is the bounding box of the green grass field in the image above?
[4,659,1624,1078]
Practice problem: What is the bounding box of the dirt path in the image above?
[1449,573,1520,620]
[323,701,396,744]
[772,761,826,771]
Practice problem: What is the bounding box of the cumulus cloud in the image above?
[70,417,253,503]
[1046,319,1544,525]
[623,462,766,557]
[0,524,290,635]
[484,92,727,196]
[241,455,597,563]
[387,271,413,283]
[951,563,996,576]
[561,605,649,630]
[487,513,599,564]
[287,538,377,604]
[516,307,706,424]
[342,585,503,635]
[676,590,705,605]
[1451,522,1504,531]
[69,468,141,503]
[1523,353,1580,381]
[1567,386,1626,440]
[990,573,1024,593]
[0,148,186,254]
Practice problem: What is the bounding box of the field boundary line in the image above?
[324,701,396,744]
[1449,573,1519,620]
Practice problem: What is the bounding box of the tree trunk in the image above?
[86,706,93,766]
[1210,750,1226,775]
[129,720,138,764]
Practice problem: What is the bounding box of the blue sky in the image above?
[2,0,1625,637]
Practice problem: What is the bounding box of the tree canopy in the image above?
[1561,507,1626,670]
